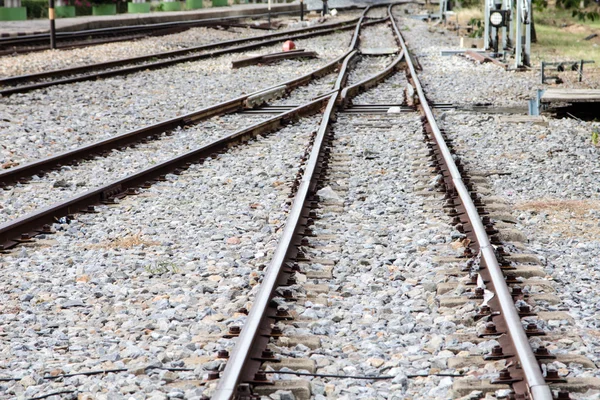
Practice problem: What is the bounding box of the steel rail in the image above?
[388,4,552,399]
[339,49,405,106]
[212,7,411,399]
[0,48,353,187]
[0,96,329,249]
[211,77,340,400]
[0,18,360,87]
[0,19,386,96]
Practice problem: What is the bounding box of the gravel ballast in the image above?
[440,111,600,397]
[267,110,465,399]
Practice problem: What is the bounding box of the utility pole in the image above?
[49,0,56,49]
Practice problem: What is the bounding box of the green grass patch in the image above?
[532,21,600,64]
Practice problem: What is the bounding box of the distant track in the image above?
[0,17,381,96]
[0,9,315,56]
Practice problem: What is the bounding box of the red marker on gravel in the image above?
[282,40,296,51]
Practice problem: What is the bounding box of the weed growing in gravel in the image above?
[82,233,159,249]
[592,128,599,146]
[145,261,179,275]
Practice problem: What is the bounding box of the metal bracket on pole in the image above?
[528,89,544,116]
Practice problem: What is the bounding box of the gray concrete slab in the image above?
[0,3,304,35]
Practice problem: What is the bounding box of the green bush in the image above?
[22,0,48,19]
[457,0,482,9]
[21,0,128,18]
[75,5,93,14]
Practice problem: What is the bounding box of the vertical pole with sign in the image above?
[49,0,56,49]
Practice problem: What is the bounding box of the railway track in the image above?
[0,21,361,171]
[0,16,379,96]
[0,9,313,56]
[0,3,592,400]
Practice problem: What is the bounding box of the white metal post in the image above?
[514,0,522,69]
[524,0,531,66]
[502,0,511,49]
[484,0,490,49]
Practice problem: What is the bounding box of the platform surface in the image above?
[0,3,300,35]
[0,0,371,36]
[541,88,600,103]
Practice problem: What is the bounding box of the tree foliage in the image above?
[556,0,600,21]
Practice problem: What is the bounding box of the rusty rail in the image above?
[0,18,360,87]
[388,4,552,399]
[0,3,408,250]
[231,49,317,69]
[339,49,405,106]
